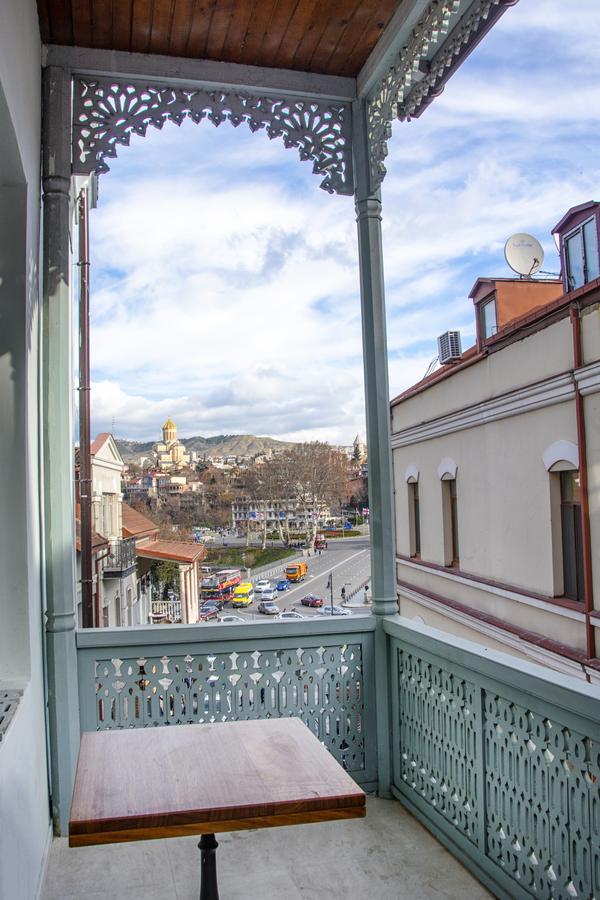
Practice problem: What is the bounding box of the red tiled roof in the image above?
[122,502,160,539]
[90,432,111,456]
[136,541,206,564]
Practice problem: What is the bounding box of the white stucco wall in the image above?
[0,3,51,899]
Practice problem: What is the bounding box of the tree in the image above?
[150,560,180,598]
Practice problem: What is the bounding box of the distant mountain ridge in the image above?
[115,434,295,461]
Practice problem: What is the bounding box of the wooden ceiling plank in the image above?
[149,0,174,54]
[69,0,91,47]
[278,0,322,71]
[204,0,237,62]
[308,0,363,75]
[111,0,134,52]
[184,1,212,58]
[91,0,114,49]
[130,0,153,53]
[36,0,52,43]
[259,0,300,63]
[168,0,196,56]
[328,0,383,77]
[47,0,75,45]
[344,2,398,79]
[221,0,259,65]
[236,0,278,66]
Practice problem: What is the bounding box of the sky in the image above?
[87,0,600,445]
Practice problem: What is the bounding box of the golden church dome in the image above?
[162,417,176,430]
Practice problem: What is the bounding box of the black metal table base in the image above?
[198,833,219,900]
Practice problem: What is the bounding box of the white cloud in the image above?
[87,0,600,442]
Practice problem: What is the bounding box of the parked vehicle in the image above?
[276,579,289,591]
[254,579,272,593]
[285,561,307,582]
[300,594,324,608]
[278,611,305,620]
[317,605,352,616]
[258,600,280,615]
[231,582,255,607]
[218,614,245,624]
[199,603,219,621]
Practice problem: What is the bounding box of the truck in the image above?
[285,561,308,582]
[314,534,328,550]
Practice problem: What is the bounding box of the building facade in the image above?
[153,417,192,470]
[391,204,600,680]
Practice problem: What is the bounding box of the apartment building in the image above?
[391,202,600,681]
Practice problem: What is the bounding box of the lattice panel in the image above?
[72,77,353,195]
[94,643,365,773]
[485,695,600,900]
[397,650,479,842]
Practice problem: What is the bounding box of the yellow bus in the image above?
[231,582,254,607]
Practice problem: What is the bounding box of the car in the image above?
[277,611,305,620]
[300,594,324,608]
[276,579,289,591]
[254,580,272,593]
[199,603,219,621]
[257,600,280,615]
[316,605,352,616]
[259,587,277,601]
[218,614,245,624]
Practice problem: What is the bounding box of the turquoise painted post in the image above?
[42,65,81,836]
[352,99,397,796]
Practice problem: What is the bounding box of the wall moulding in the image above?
[71,75,354,196]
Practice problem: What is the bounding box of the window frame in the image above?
[441,476,459,567]
[408,481,421,558]
[563,215,600,291]
[479,293,498,341]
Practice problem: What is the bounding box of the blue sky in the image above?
[89,0,600,444]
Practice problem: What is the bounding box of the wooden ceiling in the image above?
[37,1,402,77]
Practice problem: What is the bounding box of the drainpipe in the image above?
[570,305,596,660]
[78,187,94,628]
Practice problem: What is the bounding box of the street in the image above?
[225,536,372,621]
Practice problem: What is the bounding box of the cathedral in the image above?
[153,418,192,471]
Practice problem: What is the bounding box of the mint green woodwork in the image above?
[41,65,81,837]
[76,617,377,787]
[385,617,600,900]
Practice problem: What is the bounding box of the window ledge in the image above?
[0,688,23,743]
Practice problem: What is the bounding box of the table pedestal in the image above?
[198,833,219,900]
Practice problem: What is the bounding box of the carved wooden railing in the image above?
[76,616,377,788]
[385,617,600,900]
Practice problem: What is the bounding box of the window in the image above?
[408,482,421,557]
[564,217,600,290]
[480,295,497,339]
[442,478,459,566]
[560,470,584,602]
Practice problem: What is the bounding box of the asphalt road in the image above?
[222,536,372,621]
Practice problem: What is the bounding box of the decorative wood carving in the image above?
[72,76,353,195]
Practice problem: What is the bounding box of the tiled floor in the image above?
[41,796,492,900]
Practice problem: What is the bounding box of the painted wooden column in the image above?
[352,99,397,796]
[41,65,81,835]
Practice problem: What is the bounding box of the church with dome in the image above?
[153,418,192,471]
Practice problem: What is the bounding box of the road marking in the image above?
[283,548,369,599]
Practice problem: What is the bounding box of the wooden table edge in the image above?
[69,802,366,847]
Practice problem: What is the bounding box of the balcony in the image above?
[102,537,137,576]
[40,614,600,900]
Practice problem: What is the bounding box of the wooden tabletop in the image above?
[69,718,365,846]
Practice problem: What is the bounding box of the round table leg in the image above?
[198,833,219,900]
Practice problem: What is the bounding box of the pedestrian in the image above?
[341,586,346,601]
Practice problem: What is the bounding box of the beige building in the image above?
[153,417,192,470]
[391,202,600,682]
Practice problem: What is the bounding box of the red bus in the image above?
[200,568,242,605]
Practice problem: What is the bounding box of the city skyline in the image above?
[88,0,600,444]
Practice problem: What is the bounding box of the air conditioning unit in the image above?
[437,330,462,364]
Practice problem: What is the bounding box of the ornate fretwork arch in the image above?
[72,76,354,195]
[367,0,508,192]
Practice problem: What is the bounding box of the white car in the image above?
[259,587,277,601]
[218,614,245,624]
[254,580,272,593]
[277,611,305,620]
[316,605,352,616]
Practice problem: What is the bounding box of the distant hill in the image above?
[115,434,294,462]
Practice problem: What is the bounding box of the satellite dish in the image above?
[504,233,544,277]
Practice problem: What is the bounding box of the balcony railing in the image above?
[75,614,600,898]
[76,616,377,786]
[103,537,137,575]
